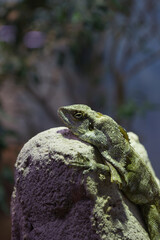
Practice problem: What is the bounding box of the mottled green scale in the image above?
[58,104,160,240]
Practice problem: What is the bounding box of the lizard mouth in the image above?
[57,107,71,127]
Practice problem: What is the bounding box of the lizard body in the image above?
[58,104,160,240]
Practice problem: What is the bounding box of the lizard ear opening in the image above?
[89,122,94,131]
[118,125,130,142]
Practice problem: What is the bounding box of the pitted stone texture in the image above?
[11,127,150,240]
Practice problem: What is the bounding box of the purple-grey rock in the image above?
[11,127,150,240]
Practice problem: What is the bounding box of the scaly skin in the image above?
[58,104,160,240]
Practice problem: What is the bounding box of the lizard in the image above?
[58,104,160,240]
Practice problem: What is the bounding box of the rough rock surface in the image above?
[11,127,150,240]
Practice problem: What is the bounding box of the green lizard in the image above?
[58,104,160,240]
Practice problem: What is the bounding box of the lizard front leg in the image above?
[66,154,123,186]
[64,153,110,175]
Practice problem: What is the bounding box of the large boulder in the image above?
[11,127,150,240]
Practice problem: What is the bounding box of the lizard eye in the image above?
[73,112,83,119]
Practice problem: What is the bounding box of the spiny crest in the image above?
[61,104,91,113]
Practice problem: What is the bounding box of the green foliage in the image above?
[0,108,10,149]
[108,0,133,15]
[0,106,15,214]
[0,166,14,214]
[117,99,158,120]
[0,0,132,82]
[117,101,137,119]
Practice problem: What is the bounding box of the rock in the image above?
[11,127,150,240]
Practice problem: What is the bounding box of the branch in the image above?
[25,84,59,124]
[109,32,122,69]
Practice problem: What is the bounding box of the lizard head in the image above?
[58,104,130,152]
[58,104,108,147]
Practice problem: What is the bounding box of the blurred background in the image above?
[0,0,160,239]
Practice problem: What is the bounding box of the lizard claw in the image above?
[65,159,100,175]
